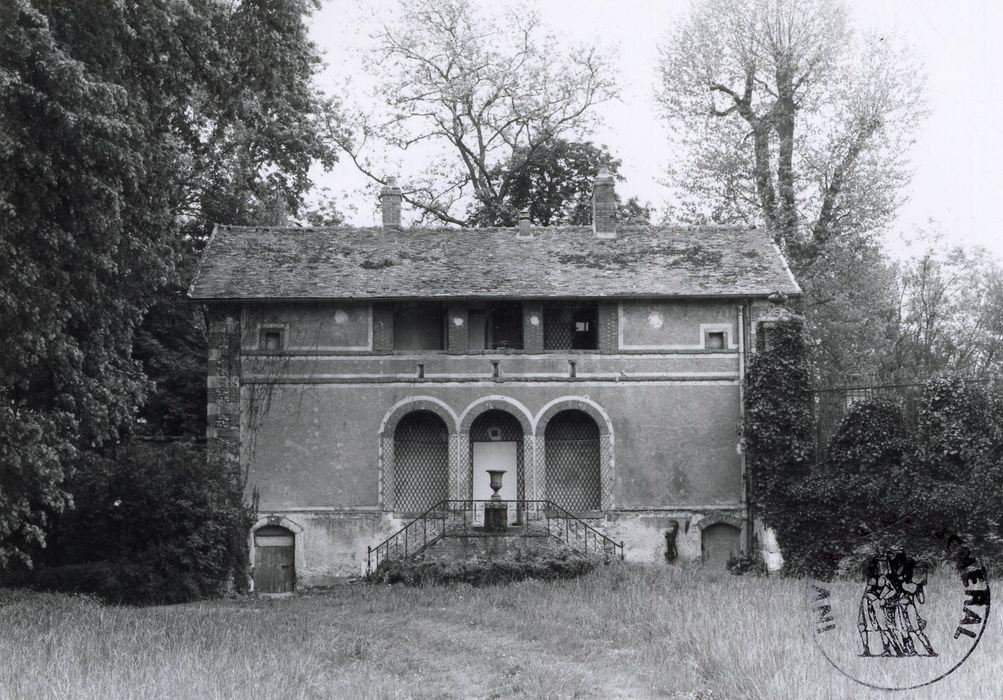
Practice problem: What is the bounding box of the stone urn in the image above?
[484,470,508,531]
[487,470,506,500]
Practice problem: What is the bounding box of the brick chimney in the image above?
[591,167,616,238]
[381,176,402,229]
[516,209,533,239]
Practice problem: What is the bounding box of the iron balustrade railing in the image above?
[366,499,624,575]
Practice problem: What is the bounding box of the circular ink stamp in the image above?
[803,533,990,691]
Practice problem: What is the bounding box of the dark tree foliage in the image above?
[748,350,1003,576]
[132,255,208,440]
[35,442,254,605]
[1,0,335,565]
[903,378,1003,562]
[789,398,909,575]
[1,1,165,567]
[467,140,651,227]
[134,0,337,439]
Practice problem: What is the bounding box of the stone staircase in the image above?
[366,500,623,574]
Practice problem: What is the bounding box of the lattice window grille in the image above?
[394,411,449,513]
[543,307,576,350]
[545,411,601,511]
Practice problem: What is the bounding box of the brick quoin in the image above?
[205,305,241,472]
[598,302,618,353]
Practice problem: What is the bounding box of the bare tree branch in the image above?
[335,0,617,225]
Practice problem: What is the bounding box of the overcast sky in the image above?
[309,0,1003,260]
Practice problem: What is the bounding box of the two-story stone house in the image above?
[189,169,800,590]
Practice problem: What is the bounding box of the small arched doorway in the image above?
[470,410,524,520]
[253,525,295,593]
[394,410,450,513]
[544,409,601,512]
[702,523,741,568]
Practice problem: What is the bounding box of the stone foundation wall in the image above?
[253,506,749,588]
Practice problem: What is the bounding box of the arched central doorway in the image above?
[470,410,524,522]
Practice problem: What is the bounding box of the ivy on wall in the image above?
[742,314,817,574]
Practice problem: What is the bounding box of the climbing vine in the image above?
[742,315,817,574]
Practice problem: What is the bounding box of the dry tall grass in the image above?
[0,565,998,699]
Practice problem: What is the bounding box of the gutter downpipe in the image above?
[737,303,752,555]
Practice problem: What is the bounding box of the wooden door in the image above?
[254,527,295,593]
[701,523,741,568]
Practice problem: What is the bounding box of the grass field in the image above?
[0,564,999,699]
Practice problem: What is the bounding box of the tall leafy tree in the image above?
[657,0,926,376]
[1,1,163,567]
[658,0,925,257]
[133,0,339,439]
[0,0,336,566]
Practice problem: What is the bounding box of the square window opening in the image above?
[260,329,284,351]
[468,302,524,351]
[393,302,446,351]
[706,331,726,350]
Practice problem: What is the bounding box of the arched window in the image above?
[394,411,449,513]
[544,410,601,511]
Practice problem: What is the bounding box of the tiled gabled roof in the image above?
[188,224,801,300]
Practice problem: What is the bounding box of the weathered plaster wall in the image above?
[619,300,739,349]
[242,302,371,350]
[227,298,756,585]
[243,382,742,510]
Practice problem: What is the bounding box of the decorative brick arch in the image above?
[534,397,615,511]
[695,511,748,558]
[458,395,534,436]
[249,515,305,591]
[379,396,459,437]
[695,512,745,531]
[457,396,536,501]
[535,396,613,437]
[378,397,459,511]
